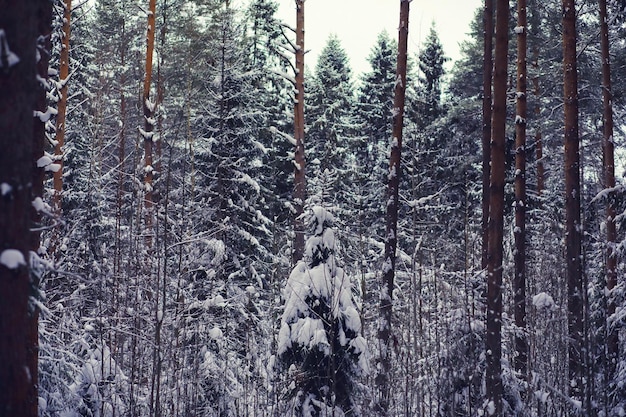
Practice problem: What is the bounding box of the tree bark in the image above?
[599,0,618,389]
[52,0,71,218]
[0,2,40,415]
[48,0,71,258]
[292,0,306,264]
[377,1,409,415]
[514,0,528,387]
[481,0,494,271]
[143,0,157,246]
[485,0,509,415]
[562,0,584,406]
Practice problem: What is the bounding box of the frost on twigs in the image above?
[1,249,27,269]
[0,29,20,71]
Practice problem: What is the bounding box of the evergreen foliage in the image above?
[21,1,626,416]
[277,206,368,417]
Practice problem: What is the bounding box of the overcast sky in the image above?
[274,0,482,77]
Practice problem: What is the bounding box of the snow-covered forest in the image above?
[1,0,626,416]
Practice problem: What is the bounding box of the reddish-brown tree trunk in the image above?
[599,0,618,384]
[486,0,509,415]
[481,0,494,270]
[53,0,71,215]
[292,0,306,264]
[0,2,40,415]
[562,0,584,406]
[514,0,528,386]
[377,1,409,415]
[49,0,71,258]
[143,0,157,246]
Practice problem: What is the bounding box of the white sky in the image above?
[274,0,482,77]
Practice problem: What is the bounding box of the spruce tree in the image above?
[278,206,368,417]
[414,23,448,128]
[307,35,356,211]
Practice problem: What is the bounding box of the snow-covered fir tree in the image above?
[277,206,368,417]
[306,36,357,212]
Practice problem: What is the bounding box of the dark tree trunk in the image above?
[377,1,409,415]
[0,1,40,415]
[599,0,618,390]
[562,0,584,407]
[485,0,509,415]
[292,0,306,264]
[481,0,494,271]
[514,0,528,387]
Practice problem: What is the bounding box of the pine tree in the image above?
[278,206,368,417]
[485,0,509,414]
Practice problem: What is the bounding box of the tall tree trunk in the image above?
[514,0,529,388]
[292,0,305,264]
[0,2,40,415]
[53,0,70,213]
[485,0,509,415]
[599,0,618,393]
[481,0,494,270]
[142,0,157,246]
[377,1,409,415]
[562,0,584,407]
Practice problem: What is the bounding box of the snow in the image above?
[532,292,556,311]
[34,106,58,122]
[534,390,549,403]
[486,400,495,415]
[0,249,26,269]
[45,163,62,173]
[1,182,12,196]
[37,155,53,168]
[138,127,154,140]
[32,197,49,213]
[209,326,223,340]
[0,30,20,69]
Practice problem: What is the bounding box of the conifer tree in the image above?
[278,206,368,417]
[356,31,397,238]
[414,23,447,128]
[307,35,356,212]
